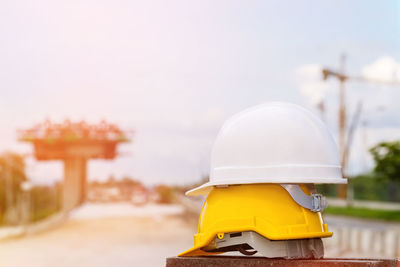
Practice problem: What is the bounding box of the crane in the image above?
[322,54,400,199]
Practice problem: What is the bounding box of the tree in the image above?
[0,152,27,224]
[370,141,400,201]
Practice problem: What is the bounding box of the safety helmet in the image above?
[186,102,346,196]
[179,184,330,257]
[179,102,347,259]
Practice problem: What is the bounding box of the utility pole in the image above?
[322,54,348,199]
[338,55,347,170]
[317,101,326,122]
[338,55,347,199]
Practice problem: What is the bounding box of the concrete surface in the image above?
[0,201,399,267]
[0,203,194,267]
[166,257,399,267]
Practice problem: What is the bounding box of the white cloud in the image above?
[294,64,330,105]
[362,56,400,82]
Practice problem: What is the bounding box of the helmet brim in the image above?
[186,177,347,196]
[178,246,222,257]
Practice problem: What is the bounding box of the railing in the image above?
[324,225,400,258]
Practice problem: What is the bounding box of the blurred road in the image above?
[326,214,400,231]
[0,203,195,267]
[0,202,399,266]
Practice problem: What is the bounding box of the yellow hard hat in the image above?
[179,184,332,257]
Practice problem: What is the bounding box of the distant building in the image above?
[87,178,149,205]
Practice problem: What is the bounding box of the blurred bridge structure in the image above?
[18,120,131,211]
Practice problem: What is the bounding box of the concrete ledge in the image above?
[166,257,399,267]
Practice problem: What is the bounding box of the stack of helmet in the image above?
[179,102,347,259]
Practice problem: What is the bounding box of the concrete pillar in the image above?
[63,158,87,211]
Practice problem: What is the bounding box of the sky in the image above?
[0,0,399,186]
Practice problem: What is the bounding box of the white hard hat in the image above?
[186,102,347,196]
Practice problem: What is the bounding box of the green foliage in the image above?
[30,184,61,222]
[318,175,400,202]
[350,174,399,201]
[0,152,61,225]
[324,206,400,222]
[370,141,400,182]
[369,141,400,201]
[316,184,337,198]
[120,176,142,186]
[0,153,27,223]
[155,185,176,204]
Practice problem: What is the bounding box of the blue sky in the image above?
[0,0,399,185]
